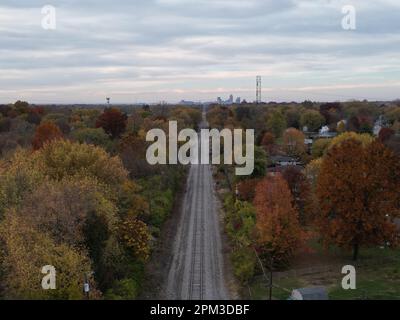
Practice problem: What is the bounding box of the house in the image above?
[318,126,337,138]
[394,218,400,232]
[373,115,389,136]
[290,287,329,300]
[269,155,301,167]
[267,165,304,177]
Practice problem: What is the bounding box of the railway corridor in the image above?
[165,163,229,300]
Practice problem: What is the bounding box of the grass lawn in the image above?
[248,241,400,300]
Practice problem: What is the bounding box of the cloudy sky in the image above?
[0,0,400,104]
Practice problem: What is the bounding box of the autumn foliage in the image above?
[378,127,395,142]
[118,215,150,262]
[281,166,311,224]
[96,108,127,139]
[32,121,63,150]
[253,175,305,266]
[261,132,275,153]
[316,139,400,260]
[236,178,260,202]
[283,128,306,156]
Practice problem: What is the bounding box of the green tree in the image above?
[266,111,287,138]
[300,110,325,132]
[311,138,332,159]
[71,127,112,151]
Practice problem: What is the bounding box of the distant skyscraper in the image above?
[236,97,241,104]
[256,76,262,103]
[228,94,234,104]
[217,97,222,105]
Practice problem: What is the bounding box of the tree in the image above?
[378,127,395,143]
[385,135,400,156]
[305,158,323,189]
[96,108,127,139]
[358,116,373,134]
[283,128,306,156]
[281,166,311,224]
[118,133,154,179]
[71,127,112,151]
[302,100,313,108]
[37,140,128,190]
[392,120,400,134]
[316,139,400,260]
[236,178,260,202]
[14,100,29,114]
[253,175,305,266]
[285,108,301,129]
[251,146,268,179]
[319,102,342,125]
[386,107,400,125]
[337,120,346,133]
[261,132,275,154]
[0,211,98,299]
[26,107,43,125]
[348,116,360,132]
[18,178,118,248]
[329,131,374,150]
[266,111,287,138]
[32,121,63,150]
[118,215,150,262]
[311,138,332,159]
[300,110,325,132]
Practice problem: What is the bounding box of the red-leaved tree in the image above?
[96,108,127,139]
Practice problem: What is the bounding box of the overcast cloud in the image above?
[0,0,399,103]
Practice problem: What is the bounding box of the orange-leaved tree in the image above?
[261,132,275,154]
[281,166,311,225]
[32,121,63,150]
[253,175,305,267]
[283,128,306,156]
[316,138,400,260]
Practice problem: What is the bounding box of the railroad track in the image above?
[188,165,205,300]
[164,108,229,300]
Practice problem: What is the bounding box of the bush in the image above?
[104,278,140,300]
[231,247,256,284]
[71,127,113,151]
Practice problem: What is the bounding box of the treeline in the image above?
[208,101,400,286]
[0,101,201,299]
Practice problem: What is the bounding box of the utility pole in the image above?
[83,273,90,300]
[253,248,273,300]
[269,256,274,301]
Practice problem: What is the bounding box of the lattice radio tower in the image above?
[256,76,262,104]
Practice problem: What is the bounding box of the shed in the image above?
[290,287,328,300]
